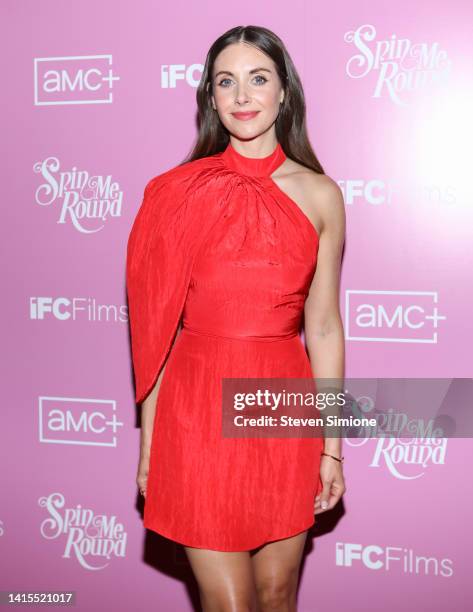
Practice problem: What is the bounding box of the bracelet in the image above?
[321,452,344,463]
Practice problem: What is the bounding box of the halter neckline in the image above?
[221,140,286,177]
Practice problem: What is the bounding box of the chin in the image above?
[228,123,272,141]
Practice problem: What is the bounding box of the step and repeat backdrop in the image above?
[2,1,473,610]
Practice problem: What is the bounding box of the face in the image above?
[209,42,285,140]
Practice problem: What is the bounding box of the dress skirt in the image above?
[144,327,324,551]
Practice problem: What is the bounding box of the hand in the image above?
[314,455,346,514]
[136,455,150,499]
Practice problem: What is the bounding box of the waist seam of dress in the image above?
[181,325,299,343]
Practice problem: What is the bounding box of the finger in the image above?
[315,490,329,511]
[320,481,331,510]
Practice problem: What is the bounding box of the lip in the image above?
[231,111,260,121]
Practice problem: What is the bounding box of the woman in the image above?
[127,25,346,612]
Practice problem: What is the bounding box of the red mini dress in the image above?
[126,140,324,551]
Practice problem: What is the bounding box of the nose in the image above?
[234,83,251,106]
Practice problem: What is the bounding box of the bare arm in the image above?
[136,321,183,496]
[139,368,164,462]
[303,175,346,458]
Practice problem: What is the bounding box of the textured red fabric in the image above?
[126,141,324,551]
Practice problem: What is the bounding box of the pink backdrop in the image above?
[2,0,472,610]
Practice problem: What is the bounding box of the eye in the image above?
[216,75,269,88]
[253,75,268,85]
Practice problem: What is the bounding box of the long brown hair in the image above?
[181,25,325,175]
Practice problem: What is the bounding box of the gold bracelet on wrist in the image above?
[321,452,344,463]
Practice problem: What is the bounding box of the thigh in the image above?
[250,530,308,594]
[184,546,258,612]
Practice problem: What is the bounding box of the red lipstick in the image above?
[232,111,260,121]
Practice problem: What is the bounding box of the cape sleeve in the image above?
[126,173,202,405]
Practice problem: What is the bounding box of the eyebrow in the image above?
[214,67,272,78]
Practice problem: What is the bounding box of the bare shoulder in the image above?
[302,168,345,238]
[274,158,345,237]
